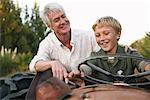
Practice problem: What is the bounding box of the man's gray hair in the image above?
[40,3,65,27]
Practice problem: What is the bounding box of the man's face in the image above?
[94,26,120,54]
[48,10,71,35]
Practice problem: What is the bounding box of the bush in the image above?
[131,32,150,58]
[0,53,18,77]
[15,52,32,72]
[0,46,32,77]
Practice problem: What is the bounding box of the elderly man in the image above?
[26,3,100,99]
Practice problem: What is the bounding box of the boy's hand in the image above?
[65,69,84,83]
[68,69,80,78]
[145,64,150,71]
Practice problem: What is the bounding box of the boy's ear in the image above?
[117,32,121,41]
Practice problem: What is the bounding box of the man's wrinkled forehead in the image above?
[47,10,64,19]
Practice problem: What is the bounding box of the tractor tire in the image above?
[0,72,35,100]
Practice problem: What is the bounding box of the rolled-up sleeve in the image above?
[29,39,51,72]
[29,56,46,72]
[79,64,92,75]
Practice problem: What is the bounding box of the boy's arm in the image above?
[79,64,92,75]
[79,51,100,75]
[145,64,150,71]
[126,47,150,72]
[139,61,150,71]
[79,59,98,75]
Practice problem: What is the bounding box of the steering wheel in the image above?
[78,54,150,86]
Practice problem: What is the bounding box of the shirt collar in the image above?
[70,29,75,46]
[51,30,62,46]
[98,44,125,60]
[50,29,75,47]
[116,44,125,53]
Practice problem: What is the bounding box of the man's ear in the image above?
[48,24,51,28]
[47,24,53,31]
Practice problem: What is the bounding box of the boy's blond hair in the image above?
[92,16,122,33]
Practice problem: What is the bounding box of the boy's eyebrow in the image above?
[95,32,100,34]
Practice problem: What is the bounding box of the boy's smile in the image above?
[95,26,120,54]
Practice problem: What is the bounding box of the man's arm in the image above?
[34,60,68,81]
[35,60,52,72]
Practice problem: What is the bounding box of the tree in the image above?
[28,2,46,54]
[0,0,46,54]
[131,32,150,58]
[0,0,22,50]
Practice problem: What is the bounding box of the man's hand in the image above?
[50,60,68,80]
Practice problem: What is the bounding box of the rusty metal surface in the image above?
[68,84,150,100]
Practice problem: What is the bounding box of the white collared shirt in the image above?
[29,29,100,72]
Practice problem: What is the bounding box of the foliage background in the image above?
[0,0,46,77]
[0,0,149,77]
[130,32,150,58]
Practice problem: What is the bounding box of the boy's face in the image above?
[94,26,120,54]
